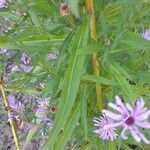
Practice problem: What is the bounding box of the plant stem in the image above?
[0,77,20,150]
[108,141,116,150]
[85,0,102,111]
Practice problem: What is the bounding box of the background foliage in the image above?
[0,0,150,149]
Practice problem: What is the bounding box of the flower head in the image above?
[36,98,53,127]
[102,96,150,144]
[8,95,22,125]
[37,98,49,110]
[35,98,54,127]
[0,48,7,54]
[21,53,31,64]
[8,95,20,110]
[93,115,118,141]
[11,65,20,73]
[47,53,57,60]
[0,0,5,8]
[20,64,32,72]
[141,29,150,41]
[60,3,70,16]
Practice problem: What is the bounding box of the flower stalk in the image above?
[85,0,102,111]
[0,77,20,150]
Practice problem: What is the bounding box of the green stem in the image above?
[0,77,20,150]
[85,0,102,111]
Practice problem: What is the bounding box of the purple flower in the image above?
[141,29,150,41]
[22,123,35,133]
[36,98,53,127]
[8,95,22,125]
[93,115,118,141]
[0,0,5,8]
[20,64,32,72]
[8,95,19,110]
[9,114,20,122]
[37,98,49,110]
[21,53,31,64]
[11,65,20,73]
[47,53,57,60]
[0,48,7,54]
[102,96,150,144]
[44,117,53,128]
[20,53,32,72]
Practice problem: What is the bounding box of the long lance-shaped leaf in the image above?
[43,18,89,149]
[110,64,136,101]
[81,86,89,140]
[82,75,118,86]
[0,36,64,51]
[55,98,81,150]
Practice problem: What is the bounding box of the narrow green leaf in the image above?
[110,64,136,101]
[81,86,88,140]
[0,36,64,51]
[23,125,38,150]
[28,7,40,29]
[121,32,150,49]
[68,0,80,18]
[82,75,118,86]
[77,43,103,55]
[108,141,116,150]
[55,100,81,150]
[111,32,150,53]
[43,18,89,149]
[0,9,20,20]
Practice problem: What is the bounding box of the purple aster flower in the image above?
[102,96,150,144]
[0,48,7,54]
[8,95,19,110]
[20,64,32,72]
[11,65,20,73]
[21,123,35,133]
[141,29,150,41]
[37,98,49,110]
[93,115,118,141]
[44,117,53,128]
[21,53,31,64]
[8,95,23,126]
[9,114,20,122]
[0,0,5,8]
[35,98,53,127]
[47,53,57,60]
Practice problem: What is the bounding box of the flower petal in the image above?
[121,127,128,139]
[136,110,150,121]
[134,98,145,113]
[102,110,122,120]
[108,103,123,113]
[130,127,141,142]
[107,122,122,128]
[126,103,133,113]
[134,126,150,144]
[138,132,150,144]
[135,121,150,129]
[115,95,128,113]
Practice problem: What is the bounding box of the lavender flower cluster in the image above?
[8,95,23,125]
[36,98,53,128]
[20,53,32,72]
[94,96,150,144]
[141,29,150,41]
